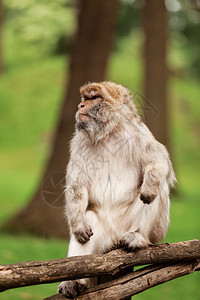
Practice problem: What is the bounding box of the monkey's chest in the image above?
[88,163,139,207]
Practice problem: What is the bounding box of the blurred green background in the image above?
[0,0,199,299]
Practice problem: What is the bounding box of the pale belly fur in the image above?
[87,160,143,239]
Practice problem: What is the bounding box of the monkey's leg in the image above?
[120,195,167,250]
[58,211,103,298]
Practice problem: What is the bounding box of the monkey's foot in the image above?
[58,279,87,298]
[120,232,151,250]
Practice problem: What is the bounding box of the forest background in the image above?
[0,0,199,299]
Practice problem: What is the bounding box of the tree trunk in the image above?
[2,0,119,238]
[0,0,4,74]
[142,0,169,147]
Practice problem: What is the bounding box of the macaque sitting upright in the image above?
[58,81,176,298]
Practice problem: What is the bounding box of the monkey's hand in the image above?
[139,183,158,204]
[140,166,161,204]
[140,193,156,204]
[73,222,93,244]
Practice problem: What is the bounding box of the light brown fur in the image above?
[58,81,176,298]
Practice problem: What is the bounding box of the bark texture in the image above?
[2,0,119,238]
[45,260,200,300]
[0,240,199,291]
[143,0,169,146]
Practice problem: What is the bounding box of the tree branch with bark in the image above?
[45,260,200,300]
[0,240,199,299]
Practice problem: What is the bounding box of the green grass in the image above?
[0,29,200,299]
[0,235,68,300]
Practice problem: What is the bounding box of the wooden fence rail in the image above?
[0,240,199,299]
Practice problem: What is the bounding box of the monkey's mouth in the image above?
[79,113,89,117]
[78,113,94,119]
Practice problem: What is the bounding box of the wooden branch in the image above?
[44,260,200,300]
[0,240,199,292]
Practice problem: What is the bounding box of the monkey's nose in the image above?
[78,103,85,110]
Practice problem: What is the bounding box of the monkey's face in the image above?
[77,95,103,123]
[76,89,112,134]
[76,81,139,143]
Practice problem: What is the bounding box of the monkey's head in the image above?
[76,81,139,143]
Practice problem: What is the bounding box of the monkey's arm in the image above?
[139,139,175,204]
[140,163,168,204]
[66,183,93,243]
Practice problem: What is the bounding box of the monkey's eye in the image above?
[84,95,103,101]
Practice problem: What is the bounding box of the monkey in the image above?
[58,81,176,298]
